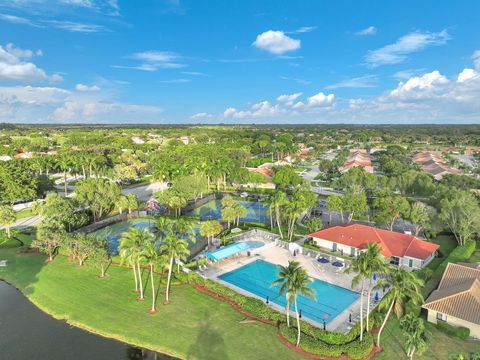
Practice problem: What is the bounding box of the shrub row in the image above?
[279,324,374,359]
[436,320,470,340]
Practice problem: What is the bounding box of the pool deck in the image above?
[202,238,385,333]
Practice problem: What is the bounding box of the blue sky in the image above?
[0,0,480,124]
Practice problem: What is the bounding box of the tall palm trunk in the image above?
[286,299,290,327]
[366,279,372,331]
[377,298,395,347]
[64,170,68,196]
[294,297,301,346]
[132,265,138,291]
[359,278,365,341]
[150,264,156,312]
[137,262,144,299]
[165,255,174,303]
[275,205,284,239]
[100,263,105,278]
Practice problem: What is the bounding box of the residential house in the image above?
[423,263,480,339]
[308,224,439,269]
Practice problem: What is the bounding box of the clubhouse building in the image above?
[308,224,439,269]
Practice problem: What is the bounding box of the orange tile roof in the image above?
[309,224,439,260]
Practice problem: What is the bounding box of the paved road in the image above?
[0,215,42,230]
[121,181,169,201]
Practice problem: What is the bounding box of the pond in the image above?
[0,281,175,360]
[186,200,270,223]
[93,218,201,255]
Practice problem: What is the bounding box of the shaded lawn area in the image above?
[426,235,457,272]
[0,246,303,360]
[15,208,35,219]
[376,317,480,360]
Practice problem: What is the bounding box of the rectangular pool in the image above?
[219,260,358,324]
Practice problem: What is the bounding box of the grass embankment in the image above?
[0,242,303,360]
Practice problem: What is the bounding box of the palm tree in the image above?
[272,261,298,327]
[116,195,130,215]
[363,243,389,332]
[270,191,287,239]
[119,228,154,300]
[155,216,173,239]
[290,264,315,346]
[400,313,429,359]
[345,250,370,341]
[56,154,71,196]
[376,268,424,347]
[139,238,165,313]
[199,220,222,246]
[0,205,16,239]
[160,234,190,304]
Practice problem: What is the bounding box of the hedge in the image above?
[436,320,470,340]
[279,324,374,359]
[423,240,476,296]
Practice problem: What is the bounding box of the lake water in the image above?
[0,281,175,360]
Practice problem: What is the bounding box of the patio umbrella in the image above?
[373,273,377,281]
[318,257,329,264]
[332,261,343,267]
[374,291,379,302]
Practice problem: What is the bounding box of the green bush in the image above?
[436,320,470,340]
[345,333,374,360]
[404,299,422,316]
[416,267,434,282]
[278,324,373,358]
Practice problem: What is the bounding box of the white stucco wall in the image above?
[426,309,480,339]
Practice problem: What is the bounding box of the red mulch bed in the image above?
[192,283,382,360]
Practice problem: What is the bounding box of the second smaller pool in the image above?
[205,240,264,261]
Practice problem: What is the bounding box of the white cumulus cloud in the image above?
[75,83,100,91]
[0,43,55,82]
[252,30,300,55]
[307,92,335,107]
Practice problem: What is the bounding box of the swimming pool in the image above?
[187,200,270,223]
[93,218,200,255]
[205,240,264,261]
[219,260,358,324]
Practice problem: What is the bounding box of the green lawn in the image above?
[376,317,480,360]
[15,207,35,219]
[0,245,303,360]
[425,234,458,272]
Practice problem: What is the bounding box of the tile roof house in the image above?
[423,263,480,339]
[340,149,374,174]
[308,224,439,269]
[412,151,462,180]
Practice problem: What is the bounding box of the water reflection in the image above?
[0,281,176,360]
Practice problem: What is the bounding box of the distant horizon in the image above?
[2,122,480,127]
